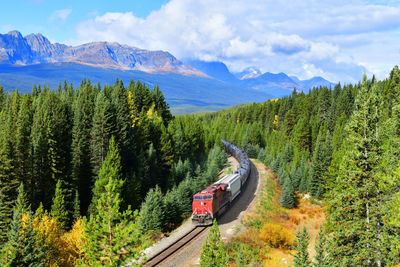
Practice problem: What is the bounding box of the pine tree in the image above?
[326,77,395,265]
[299,162,309,193]
[309,129,332,199]
[90,90,115,177]
[71,83,95,215]
[50,180,68,230]
[89,136,123,215]
[0,189,9,245]
[280,176,295,209]
[313,227,328,266]
[200,219,227,267]
[2,184,45,265]
[82,175,142,266]
[293,227,311,267]
[73,190,80,222]
[137,186,166,233]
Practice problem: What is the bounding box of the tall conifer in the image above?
[200,219,227,267]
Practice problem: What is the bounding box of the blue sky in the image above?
[2,0,400,82]
[1,0,169,42]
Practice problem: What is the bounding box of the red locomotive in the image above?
[192,183,230,225]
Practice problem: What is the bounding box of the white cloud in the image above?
[75,0,400,82]
[49,9,72,22]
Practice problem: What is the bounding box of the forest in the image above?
[194,66,400,266]
[0,79,227,265]
[0,65,400,266]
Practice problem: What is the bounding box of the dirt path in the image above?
[160,159,264,267]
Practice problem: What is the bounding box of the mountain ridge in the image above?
[0,31,205,77]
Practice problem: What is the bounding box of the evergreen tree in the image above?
[282,142,293,163]
[313,227,328,267]
[137,186,166,233]
[326,77,395,265]
[200,219,227,267]
[82,176,142,266]
[90,90,115,177]
[299,163,309,193]
[278,166,289,186]
[73,189,80,222]
[50,180,68,230]
[2,184,45,266]
[293,227,311,267]
[280,176,295,209]
[71,83,95,215]
[309,129,332,198]
[0,189,9,245]
[89,136,123,215]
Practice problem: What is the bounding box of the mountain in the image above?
[235,67,262,80]
[292,76,335,90]
[184,60,238,83]
[0,31,204,76]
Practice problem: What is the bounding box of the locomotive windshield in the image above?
[193,195,213,200]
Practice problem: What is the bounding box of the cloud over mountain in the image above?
[74,0,400,82]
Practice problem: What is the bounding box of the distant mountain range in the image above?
[0,31,335,113]
[0,30,204,76]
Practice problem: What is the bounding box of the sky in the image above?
[1,0,400,83]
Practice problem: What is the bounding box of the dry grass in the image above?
[227,160,326,266]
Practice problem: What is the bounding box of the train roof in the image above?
[215,173,240,185]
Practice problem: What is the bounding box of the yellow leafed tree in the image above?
[127,91,140,128]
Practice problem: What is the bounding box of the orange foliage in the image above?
[259,223,296,249]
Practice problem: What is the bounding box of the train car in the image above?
[192,139,251,226]
[215,173,241,201]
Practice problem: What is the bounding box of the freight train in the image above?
[192,139,251,226]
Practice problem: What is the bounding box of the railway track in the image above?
[143,226,209,267]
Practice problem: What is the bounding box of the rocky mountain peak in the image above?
[7,30,23,39]
[0,31,205,76]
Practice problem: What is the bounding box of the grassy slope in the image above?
[226,160,326,266]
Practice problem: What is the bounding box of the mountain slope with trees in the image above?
[192,66,400,266]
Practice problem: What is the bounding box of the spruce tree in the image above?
[71,83,95,215]
[326,77,395,265]
[280,176,295,209]
[89,136,123,215]
[200,219,227,267]
[73,189,80,222]
[313,227,328,266]
[293,227,311,267]
[50,180,68,230]
[309,129,332,199]
[0,189,9,245]
[82,175,142,266]
[3,184,45,265]
[137,186,166,233]
[90,90,115,177]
